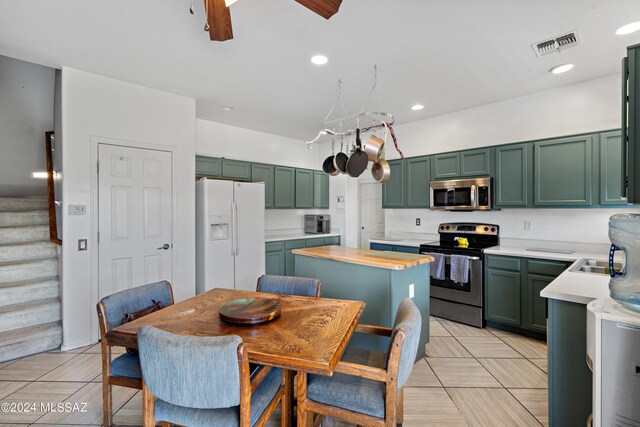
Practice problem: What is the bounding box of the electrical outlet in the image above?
[416,218,421,226]
[524,220,532,231]
[78,239,87,251]
[409,283,415,298]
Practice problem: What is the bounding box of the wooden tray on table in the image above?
[219,297,281,325]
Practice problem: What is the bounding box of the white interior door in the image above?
[98,144,173,299]
[359,182,385,249]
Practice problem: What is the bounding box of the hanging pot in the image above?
[333,135,349,174]
[322,139,340,176]
[371,158,391,182]
[364,134,385,162]
[346,129,369,177]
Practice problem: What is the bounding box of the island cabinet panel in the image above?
[251,164,275,208]
[295,169,314,208]
[222,159,251,181]
[460,148,491,176]
[485,269,521,327]
[495,143,531,207]
[274,167,295,208]
[431,153,460,179]
[313,171,329,208]
[294,252,429,359]
[548,299,592,427]
[265,242,285,276]
[599,130,627,205]
[406,156,431,207]
[534,136,593,206]
[382,160,405,208]
[196,156,221,178]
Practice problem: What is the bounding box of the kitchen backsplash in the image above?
[265,209,341,237]
[385,207,640,244]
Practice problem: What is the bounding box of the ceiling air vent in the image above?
[532,30,581,57]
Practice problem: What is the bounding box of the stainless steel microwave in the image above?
[304,214,331,234]
[429,177,492,211]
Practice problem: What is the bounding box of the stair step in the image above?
[0,298,61,332]
[0,258,57,284]
[0,322,61,363]
[0,210,49,227]
[0,197,48,212]
[0,242,57,263]
[0,225,49,244]
[0,278,59,307]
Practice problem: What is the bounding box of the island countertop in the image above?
[293,246,434,270]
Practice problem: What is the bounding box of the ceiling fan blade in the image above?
[294,0,342,19]
[203,0,233,41]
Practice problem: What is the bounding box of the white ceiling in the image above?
[1,0,640,140]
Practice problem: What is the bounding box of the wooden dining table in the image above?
[105,288,365,426]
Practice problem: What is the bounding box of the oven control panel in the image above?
[438,223,499,235]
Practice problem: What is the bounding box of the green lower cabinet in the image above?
[196,156,221,178]
[265,242,285,276]
[284,239,306,276]
[534,136,593,206]
[305,238,325,248]
[485,268,521,326]
[251,164,275,208]
[295,169,314,208]
[495,143,532,207]
[324,236,340,246]
[313,171,329,208]
[485,255,571,335]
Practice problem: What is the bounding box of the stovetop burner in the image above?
[420,222,500,254]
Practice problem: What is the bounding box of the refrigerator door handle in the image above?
[233,201,240,256]
[230,201,236,256]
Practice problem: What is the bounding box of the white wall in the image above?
[60,68,196,349]
[0,55,54,196]
[196,119,347,238]
[316,74,635,247]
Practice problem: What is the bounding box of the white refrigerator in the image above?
[196,179,265,293]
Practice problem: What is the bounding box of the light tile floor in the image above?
[0,316,548,426]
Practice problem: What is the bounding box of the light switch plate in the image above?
[409,283,415,298]
[69,205,86,215]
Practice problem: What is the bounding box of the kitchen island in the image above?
[293,246,433,358]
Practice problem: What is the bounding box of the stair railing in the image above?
[45,131,61,245]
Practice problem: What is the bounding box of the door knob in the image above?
[157,243,170,250]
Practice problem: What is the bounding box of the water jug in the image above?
[609,213,640,312]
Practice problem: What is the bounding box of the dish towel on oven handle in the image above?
[429,253,445,280]
[450,254,469,284]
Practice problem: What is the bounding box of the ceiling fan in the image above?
[202,0,343,41]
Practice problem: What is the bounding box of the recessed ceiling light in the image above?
[411,104,424,111]
[616,22,640,35]
[221,106,234,111]
[550,63,574,74]
[311,55,328,65]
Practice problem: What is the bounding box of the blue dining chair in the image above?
[296,298,422,427]
[256,274,322,297]
[96,280,174,427]
[137,325,285,427]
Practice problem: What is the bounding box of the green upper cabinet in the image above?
[382,159,405,208]
[432,153,460,179]
[274,166,295,208]
[534,135,593,206]
[251,164,275,208]
[406,156,431,208]
[196,156,221,178]
[460,148,492,176]
[600,130,627,205]
[313,171,329,209]
[221,159,251,181]
[495,143,532,207]
[295,169,314,208]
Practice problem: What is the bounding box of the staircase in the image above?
[0,197,62,362]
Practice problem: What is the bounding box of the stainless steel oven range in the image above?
[420,223,499,328]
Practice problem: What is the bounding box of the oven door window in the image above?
[431,259,472,292]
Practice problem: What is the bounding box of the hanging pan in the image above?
[322,138,340,176]
[346,129,369,177]
[371,158,391,182]
[333,133,349,173]
[364,134,385,162]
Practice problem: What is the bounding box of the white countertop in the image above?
[540,259,611,305]
[265,232,341,243]
[368,238,430,248]
[484,238,610,261]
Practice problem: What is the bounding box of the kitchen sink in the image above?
[569,258,623,275]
